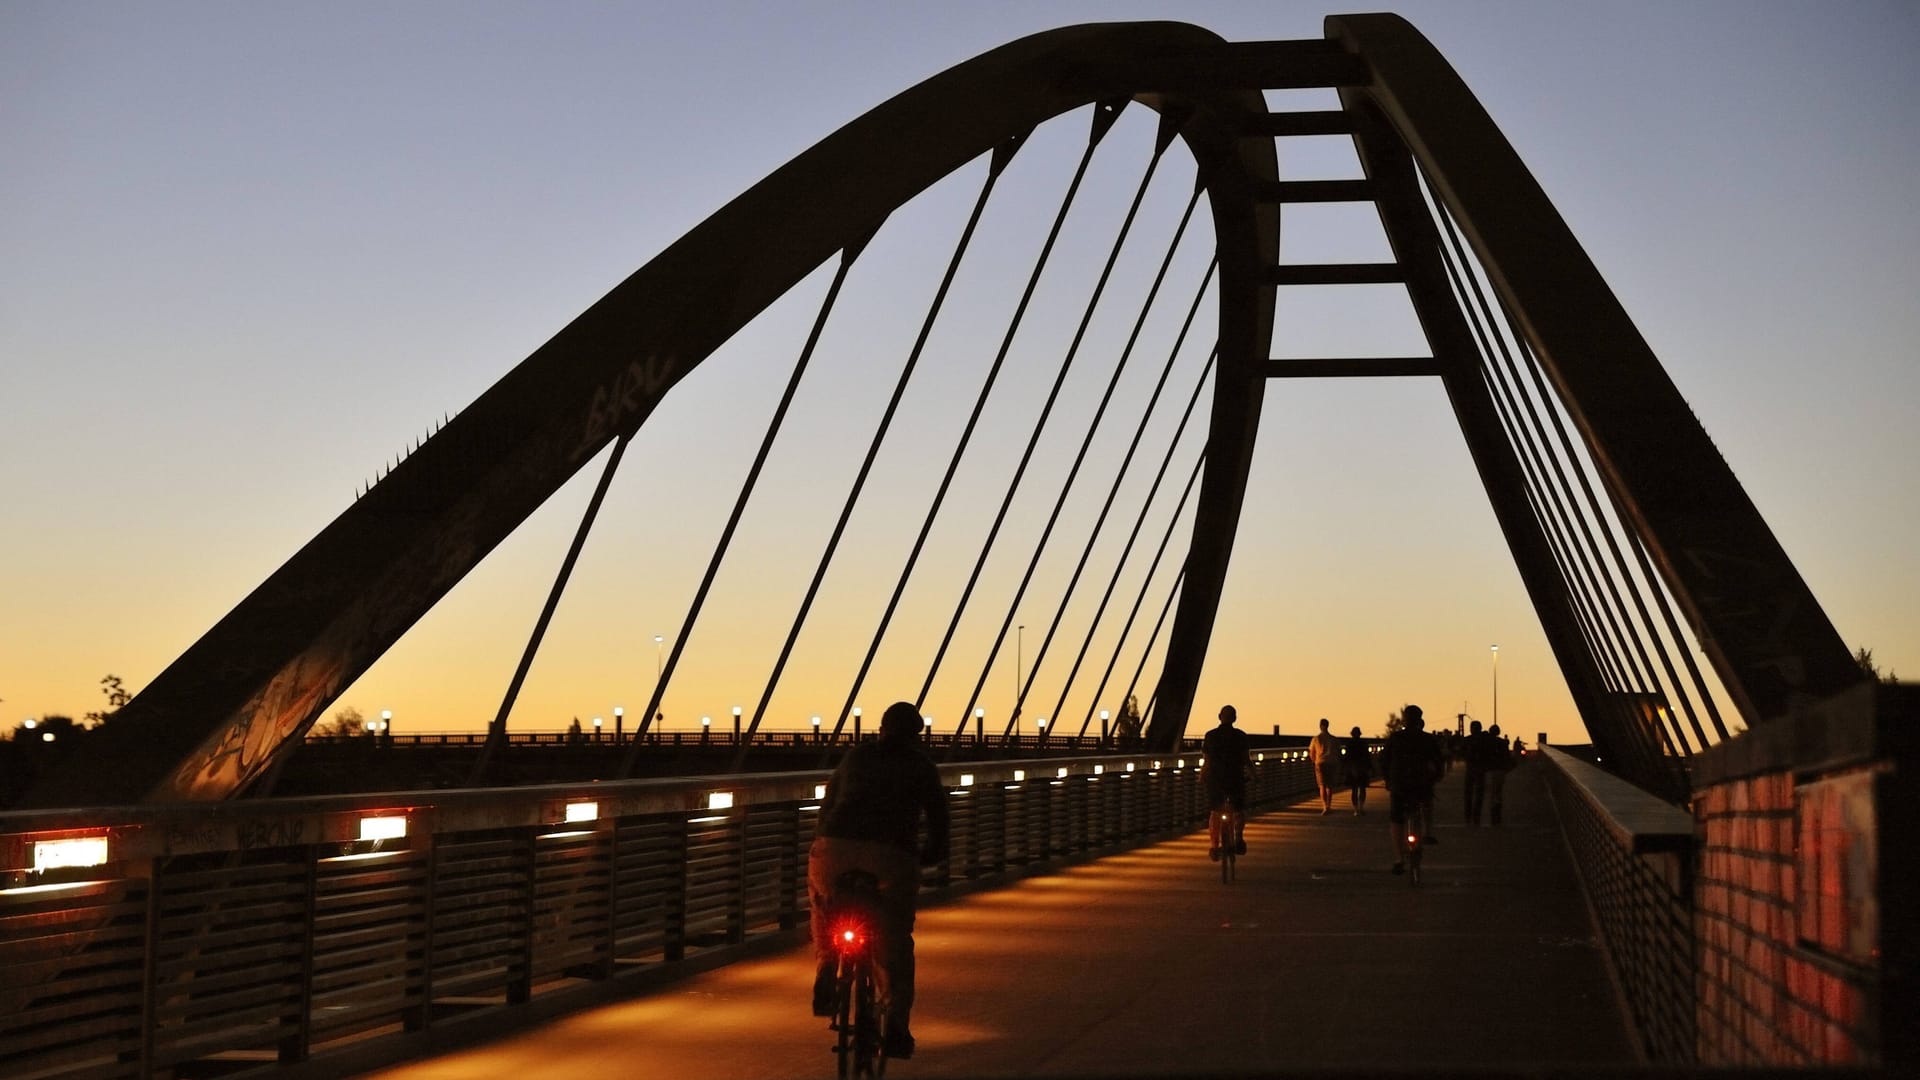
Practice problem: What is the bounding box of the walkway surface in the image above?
[359,759,1636,1078]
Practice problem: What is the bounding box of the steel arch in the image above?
[25,22,1288,806]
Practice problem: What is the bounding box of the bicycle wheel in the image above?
[833,965,854,1079]
[854,964,884,1077]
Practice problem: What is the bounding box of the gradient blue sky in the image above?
[4,1,1915,747]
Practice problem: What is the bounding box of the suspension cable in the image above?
[816,134,1048,748]
[615,236,870,777]
[469,431,631,786]
[1434,196,1698,760]
[946,112,1182,737]
[1082,445,1207,744]
[737,135,1032,765]
[1009,186,1207,745]
[910,99,1136,710]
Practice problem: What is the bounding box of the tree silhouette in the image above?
[85,674,133,727]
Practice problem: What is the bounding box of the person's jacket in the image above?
[818,738,950,861]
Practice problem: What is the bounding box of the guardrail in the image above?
[1536,746,1696,1065]
[304,730,1201,751]
[1,748,1314,1079]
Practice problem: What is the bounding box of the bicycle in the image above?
[1209,804,1242,884]
[823,870,887,1077]
[1399,800,1431,887]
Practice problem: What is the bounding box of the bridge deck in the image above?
[355,761,1635,1077]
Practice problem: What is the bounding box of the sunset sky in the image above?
[4,1,1915,750]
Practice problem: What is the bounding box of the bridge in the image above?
[3,14,1911,1078]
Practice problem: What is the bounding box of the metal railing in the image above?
[1536,746,1697,1064]
[0,749,1313,1079]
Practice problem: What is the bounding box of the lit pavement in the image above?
[359,759,1634,1078]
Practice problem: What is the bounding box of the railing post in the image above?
[778,805,801,931]
[666,815,689,962]
[279,846,319,1064]
[507,830,535,1005]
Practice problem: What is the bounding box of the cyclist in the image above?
[1378,704,1444,875]
[808,701,949,1061]
[1201,704,1251,859]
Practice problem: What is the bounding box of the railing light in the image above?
[707,791,734,810]
[1256,753,1265,762]
[33,837,109,872]
[358,816,407,842]
[959,774,974,787]
[814,784,828,800]
[1057,767,1069,778]
[564,801,599,824]
[1176,758,1185,769]
[1093,765,1104,775]
[1126,762,1135,772]
[1152,760,1162,770]
[1012,769,1025,782]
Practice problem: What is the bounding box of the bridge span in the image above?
[342,760,1629,1078]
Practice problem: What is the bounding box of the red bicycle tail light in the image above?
[831,917,869,954]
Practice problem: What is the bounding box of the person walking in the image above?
[1341,725,1373,814]
[1308,717,1340,815]
[1462,719,1496,825]
[1486,723,1515,825]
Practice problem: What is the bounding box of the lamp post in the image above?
[653,635,664,680]
[380,709,392,747]
[1491,645,1499,731]
[592,715,603,742]
[852,706,862,741]
[732,705,742,744]
[613,705,624,742]
[1016,624,1025,708]
[811,714,821,742]
[701,714,711,744]
[973,707,985,745]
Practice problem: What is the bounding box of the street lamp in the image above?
[1491,645,1499,731]
[732,705,742,743]
[614,705,624,741]
[1016,624,1025,705]
[653,635,664,680]
[592,715,603,742]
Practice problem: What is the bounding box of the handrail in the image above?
[1536,746,1696,1064]
[0,749,1316,1078]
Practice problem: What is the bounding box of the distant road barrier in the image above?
[1,749,1313,1079]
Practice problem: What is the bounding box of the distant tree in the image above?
[1854,646,1900,684]
[1382,709,1406,739]
[1113,695,1142,741]
[86,674,133,727]
[566,716,584,745]
[312,706,365,738]
[14,714,80,743]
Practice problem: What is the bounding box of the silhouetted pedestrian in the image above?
[1463,719,1502,824]
[1308,717,1340,815]
[1341,725,1373,814]
[1486,724,1514,824]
